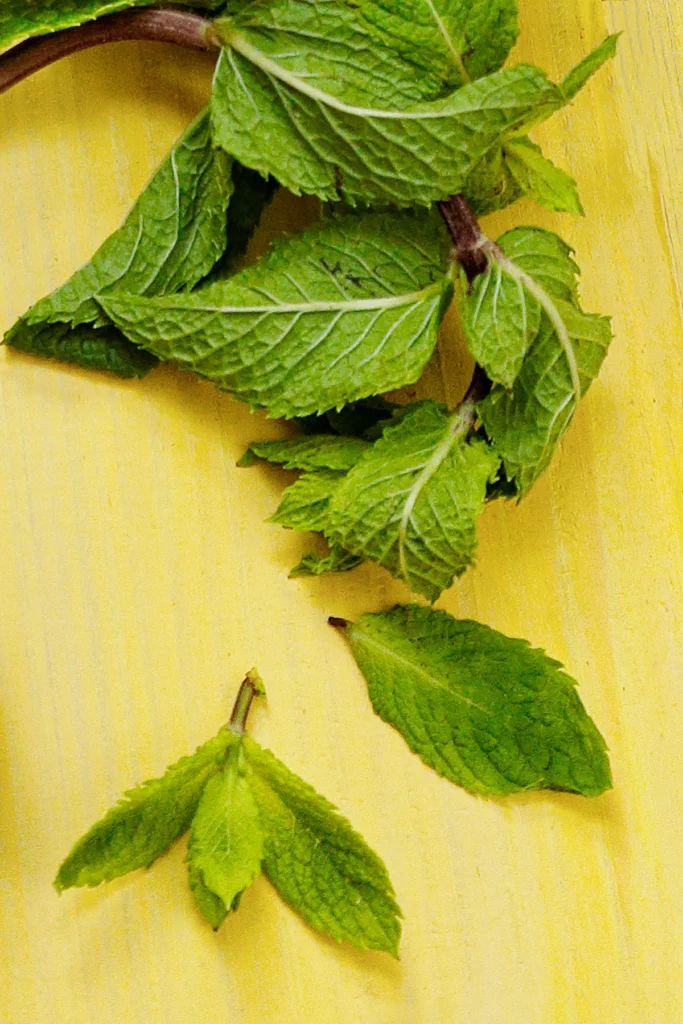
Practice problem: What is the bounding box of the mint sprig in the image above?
[56,670,402,956]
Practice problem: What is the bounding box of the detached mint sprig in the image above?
[55,670,402,957]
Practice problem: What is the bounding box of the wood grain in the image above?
[0,2,681,1020]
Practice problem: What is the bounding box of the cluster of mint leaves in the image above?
[1,0,617,960]
[56,670,402,955]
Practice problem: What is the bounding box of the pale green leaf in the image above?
[239,435,370,471]
[479,298,612,495]
[458,227,579,388]
[338,605,612,796]
[559,34,619,102]
[0,0,222,49]
[351,0,518,86]
[5,109,233,377]
[211,0,560,207]
[54,728,237,890]
[503,137,583,215]
[99,211,453,418]
[289,545,364,577]
[271,470,345,532]
[187,743,264,922]
[326,401,499,601]
[244,737,401,956]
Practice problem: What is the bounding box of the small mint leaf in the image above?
[187,743,264,922]
[559,34,619,102]
[289,545,364,577]
[240,435,370,472]
[503,137,583,215]
[326,401,499,601]
[244,737,402,956]
[271,471,346,533]
[339,605,612,797]
[54,728,237,891]
[459,226,579,388]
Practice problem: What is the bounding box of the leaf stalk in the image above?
[228,669,265,735]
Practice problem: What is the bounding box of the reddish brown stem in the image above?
[437,194,489,283]
[0,8,219,96]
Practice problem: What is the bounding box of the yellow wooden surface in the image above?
[0,2,682,1021]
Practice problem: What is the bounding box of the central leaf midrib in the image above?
[351,628,486,711]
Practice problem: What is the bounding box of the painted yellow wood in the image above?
[0,2,681,1020]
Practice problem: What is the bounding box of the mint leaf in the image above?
[479,302,612,495]
[211,0,560,206]
[337,605,612,797]
[352,0,519,86]
[187,743,264,922]
[503,137,583,215]
[54,728,236,890]
[326,401,499,601]
[516,36,617,134]
[0,0,223,49]
[559,34,619,102]
[240,435,370,471]
[5,109,233,377]
[458,227,580,388]
[465,227,612,494]
[99,211,453,418]
[271,470,345,532]
[5,321,157,379]
[290,545,364,577]
[244,737,401,955]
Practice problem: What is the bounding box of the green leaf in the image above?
[337,605,612,797]
[54,728,236,890]
[479,301,612,495]
[187,743,264,924]
[239,435,370,471]
[99,211,453,418]
[503,138,583,215]
[458,227,580,388]
[513,36,618,135]
[0,0,223,49]
[559,34,619,102]
[351,0,519,86]
[326,401,499,601]
[244,737,402,955]
[271,470,345,532]
[466,227,612,494]
[5,109,233,378]
[211,0,560,206]
[289,545,364,577]
[5,321,157,379]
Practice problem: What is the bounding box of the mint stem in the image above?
[228,669,265,735]
[0,8,218,96]
[437,195,488,283]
